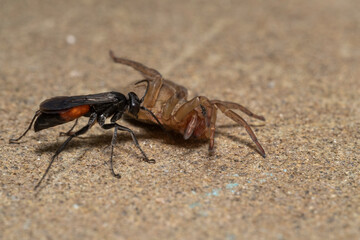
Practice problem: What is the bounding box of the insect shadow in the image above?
[33,121,206,157]
[125,118,262,154]
[124,118,208,149]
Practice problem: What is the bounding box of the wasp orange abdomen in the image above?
[60,105,90,121]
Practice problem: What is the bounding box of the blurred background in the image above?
[1,0,359,239]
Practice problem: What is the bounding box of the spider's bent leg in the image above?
[162,90,187,120]
[183,114,198,140]
[215,103,266,158]
[211,100,265,121]
[173,96,212,123]
[208,106,218,150]
[109,51,163,108]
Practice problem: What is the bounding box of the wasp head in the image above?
[128,92,141,117]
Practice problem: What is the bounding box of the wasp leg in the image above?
[211,100,265,121]
[215,103,266,158]
[59,119,79,136]
[34,113,97,190]
[109,51,163,108]
[101,123,154,178]
[9,110,41,143]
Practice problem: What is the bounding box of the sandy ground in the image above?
[1,0,359,239]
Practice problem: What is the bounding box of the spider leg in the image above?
[162,90,187,120]
[170,96,213,141]
[184,114,198,140]
[211,100,265,121]
[34,113,97,190]
[143,78,163,108]
[174,96,212,123]
[215,103,266,158]
[208,106,218,150]
[109,51,163,108]
[109,50,162,80]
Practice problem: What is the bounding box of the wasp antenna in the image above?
[109,50,115,59]
[135,79,150,103]
[140,106,165,130]
[9,110,41,143]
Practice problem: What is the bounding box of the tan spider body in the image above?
[110,51,266,157]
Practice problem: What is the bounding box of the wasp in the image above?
[109,51,266,158]
[10,80,162,190]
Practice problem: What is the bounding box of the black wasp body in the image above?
[10,80,162,190]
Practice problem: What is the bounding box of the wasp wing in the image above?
[39,92,123,112]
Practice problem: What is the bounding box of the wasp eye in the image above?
[128,92,141,116]
[129,101,140,116]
